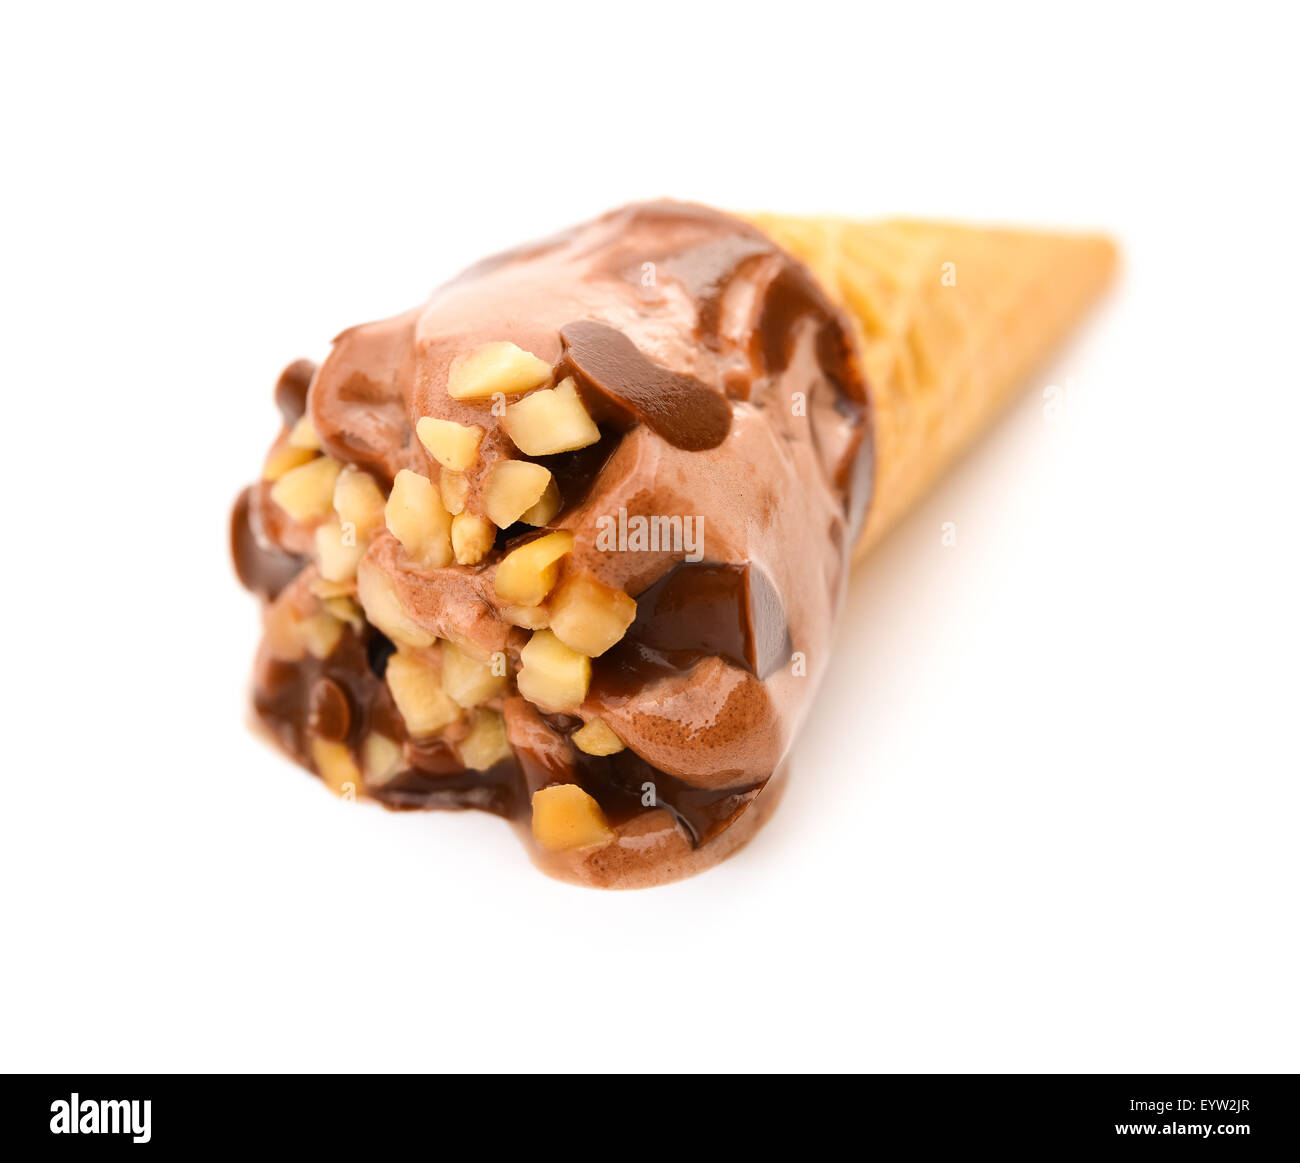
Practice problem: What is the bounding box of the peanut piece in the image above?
[451,512,495,565]
[355,558,434,648]
[483,460,553,529]
[298,611,344,659]
[531,784,615,851]
[269,455,343,524]
[315,519,366,583]
[572,718,625,756]
[519,478,561,526]
[458,709,513,771]
[361,732,404,787]
[416,416,484,471]
[287,414,322,451]
[517,629,590,712]
[548,574,636,657]
[333,466,387,537]
[439,469,469,515]
[385,469,453,568]
[311,737,361,796]
[263,444,316,481]
[385,650,461,737]
[500,604,550,630]
[322,595,364,631]
[502,378,600,455]
[446,341,552,400]
[493,530,573,605]
[441,640,507,707]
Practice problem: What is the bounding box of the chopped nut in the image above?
[500,603,550,629]
[441,640,507,707]
[572,718,626,756]
[416,416,484,471]
[385,468,453,567]
[355,558,434,648]
[439,469,469,515]
[517,629,590,712]
[483,460,553,529]
[520,478,561,526]
[269,455,343,524]
[451,512,495,565]
[264,600,344,661]
[385,650,461,736]
[361,732,404,787]
[446,341,552,400]
[315,519,366,583]
[531,784,615,851]
[458,708,513,771]
[287,414,323,451]
[493,530,573,605]
[263,443,316,481]
[310,577,355,599]
[548,574,637,657]
[322,595,364,630]
[311,736,362,796]
[502,378,600,456]
[298,610,344,659]
[333,466,387,537]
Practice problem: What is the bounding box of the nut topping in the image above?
[416,416,484,472]
[450,512,495,565]
[502,377,600,455]
[439,469,469,515]
[315,519,366,583]
[572,718,625,756]
[548,574,636,657]
[333,466,387,537]
[441,640,507,707]
[269,455,343,525]
[385,649,462,736]
[310,737,362,797]
[361,732,404,787]
[531,784,615,851]
[355,557,434,648]
[385,468,453,568]
[446,341,552,400]
[458,708,513,771]
[483,460,553,529]
[493,530,573,606]
[517,628,590,712]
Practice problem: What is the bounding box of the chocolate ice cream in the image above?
[232,200,871,887]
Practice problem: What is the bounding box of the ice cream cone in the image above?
[745,215,1117,556]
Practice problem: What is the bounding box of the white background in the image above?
[2,2,1296,1073]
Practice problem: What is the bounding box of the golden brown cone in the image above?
[745,215,1117,557]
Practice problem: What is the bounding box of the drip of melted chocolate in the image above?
[274,359,316,424]
[595,562,792,695]
[558,320,732,451]
[230,487,307,601]
[572,747,761,848]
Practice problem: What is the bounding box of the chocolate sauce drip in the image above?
[369,763,522,817]
[558,320,732,451]
[596,562,792,690]
[230,487,307,601]
[573,748,760,847]
[662,234,772,343]
[274,359,316,424]
[535,429,621,513]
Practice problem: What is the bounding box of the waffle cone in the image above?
[746,214,1117,557]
